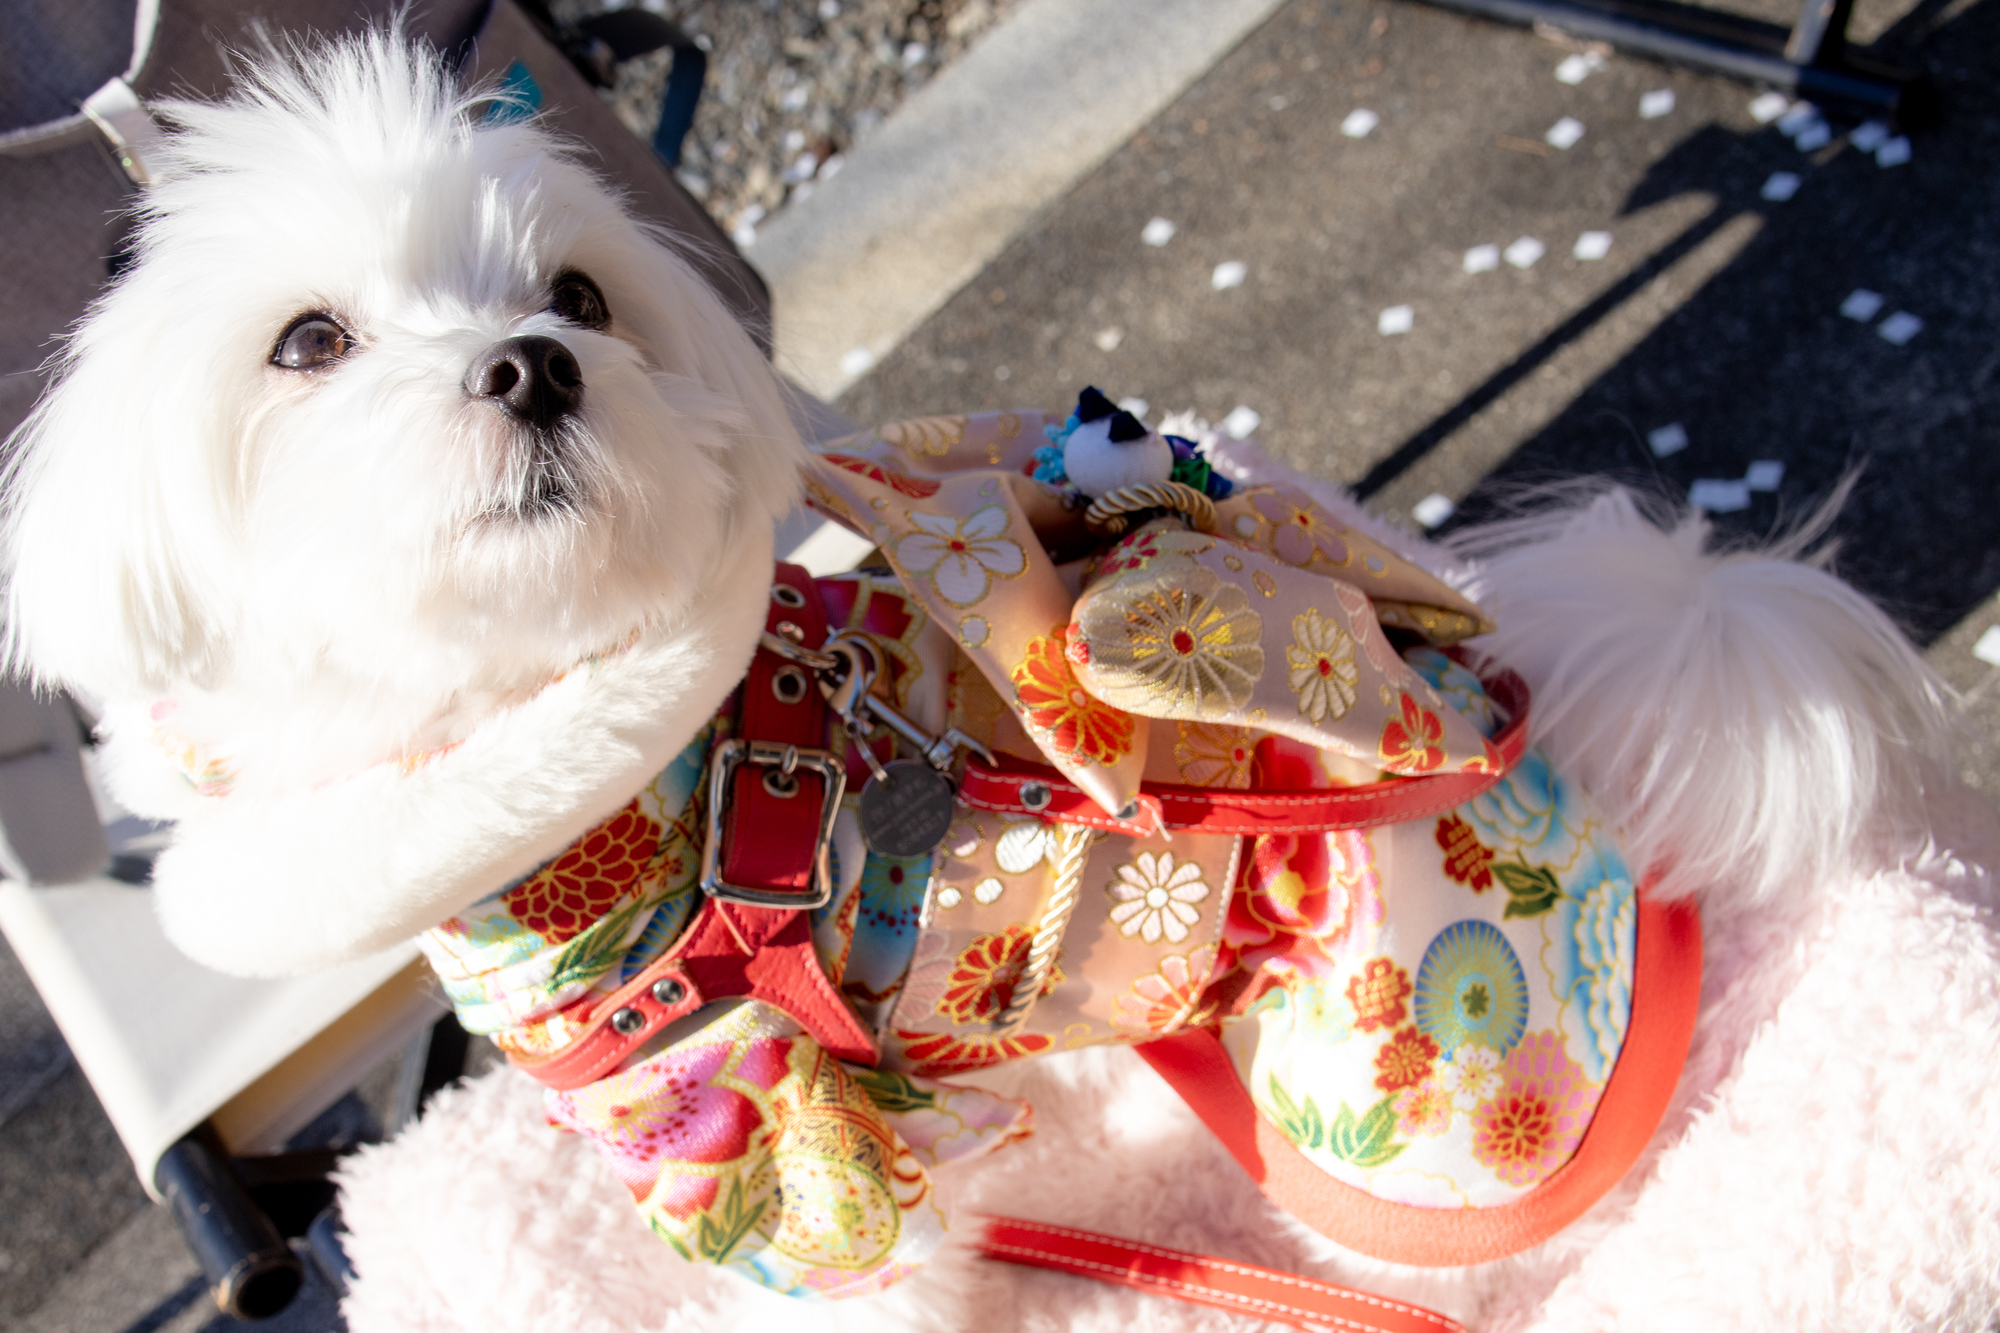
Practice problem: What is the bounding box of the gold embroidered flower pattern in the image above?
[1286,608,1360,724]
[1250,488,1352,567]
[1010,626,1135,766]
[895,505,1027,607]
[1174,721,1257,789]
[879,414,967,459]
[1106,852,1210,945]
[935,924,1062,1025]
[1112,944,1221,1033]
[1095,568,1263,716]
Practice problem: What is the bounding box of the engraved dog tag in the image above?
[858,760,956,858]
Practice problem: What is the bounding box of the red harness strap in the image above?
[510,564,876,1091]
[974,1216,1466,1333]
[960,667,1530,834]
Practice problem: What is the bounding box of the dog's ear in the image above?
[4,284,247,699]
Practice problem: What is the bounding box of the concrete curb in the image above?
[749,0,1289,401]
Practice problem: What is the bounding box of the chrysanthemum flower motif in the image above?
[936,924,1062,1024]
[1251,488,1352,567]
[1439,1042,1503,1111]
[1287,609,1360,724]
[1174,721,1257,789]
[1393,1078,1455,1137]
[1106,569,1264,715]
[895,505,1028,607]
[1112,943,1221,1032]
[1374,1024,1442,1092]
[1380,691,1447,773]
[1010,626,1136,766]
[501,799,663,944]
[1107,852,1210,944]
[1471,1031,1602,1186]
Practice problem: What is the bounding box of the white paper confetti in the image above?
[1342,108,1380,138]
[1749,92,1792,124]
[1689,478,1752,512]
[1794,120,1832,151]
[1212,261,1248,290]
[1648,422,1689,457]
[994,365,1011,381]
[1504,236,1546,269]
[1777,102,1821,136]
[1412,493,1456,528]
[1119,397,1150,419]
[1761,171,1802,201]
[1094,328,1123,352]
[1745,460,1785,491]
[1974,625,2000,667]
[1840,289,1885,321]
[839,346,875,377]
[1877,311,1924,345]
[1850,120,1890,151]
[1640,89,1676,119]
[1223,405,1263,440]
[1555,52,1604,84]
[1546,117,1586,149]
[1378,304,1415,335]
[1142,217,1178,247]
[1573,231,1614,260]
[1876,136,1912,168]
[1269,94,1290,111]
[901,41,928,69]
[1463,244,1500,274]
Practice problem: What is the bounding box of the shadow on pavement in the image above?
[1395,0,2000,642]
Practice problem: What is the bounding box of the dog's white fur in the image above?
[3,34,804,972]
[7,32,1991,1329]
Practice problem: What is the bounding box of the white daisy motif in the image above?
[1107,852,1210,944]
[995,819,1054,873]
[894,505,1027,606]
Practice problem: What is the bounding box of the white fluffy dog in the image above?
[9,29,1997,1333]
[6,32,805,974]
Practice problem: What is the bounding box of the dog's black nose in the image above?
[467,335,583,429]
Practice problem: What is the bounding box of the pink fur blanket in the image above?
[336,775,2000,1330]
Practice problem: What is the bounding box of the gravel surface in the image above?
[553,0,1027,248]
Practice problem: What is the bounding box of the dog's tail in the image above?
[1452,482,1954,908]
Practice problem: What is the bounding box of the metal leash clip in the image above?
[759,628,994,858]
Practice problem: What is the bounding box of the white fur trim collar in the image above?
[143,535,774,978]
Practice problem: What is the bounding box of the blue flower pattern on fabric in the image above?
[1542,843,1636,1082]
[1465,746,1583,872]
[1405,648,1504,739]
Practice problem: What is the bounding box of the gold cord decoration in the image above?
[1083,481,1217,537]
[993,822,1098,1036]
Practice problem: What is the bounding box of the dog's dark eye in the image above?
[272,315,351,370]
[549,271,610,330]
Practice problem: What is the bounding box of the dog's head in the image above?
[4,32,801,780]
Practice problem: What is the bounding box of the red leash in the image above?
[974,1216,1466,1333]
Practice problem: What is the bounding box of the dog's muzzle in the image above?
[466,334,583,431]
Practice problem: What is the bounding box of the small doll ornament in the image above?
[1031,386,1234,501]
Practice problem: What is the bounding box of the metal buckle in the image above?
[699,738,845,909]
